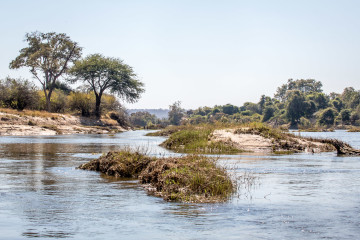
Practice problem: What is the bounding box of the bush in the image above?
[262,106,275,122]
[318,108,337,126]
[109,111,129,126]
[129,111,157,127]
[68,92,94,116]
[0,77,39,110]
[50,89,68,113]
[340,109,351,124]
[298,117,311,129]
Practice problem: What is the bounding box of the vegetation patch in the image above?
[348,127,360,132]
[41,125,62,134]
[79,150,235,203]
[79,151,154,178]
[145,125,189,136]
[159,125,241,154]
[152,123,341,154]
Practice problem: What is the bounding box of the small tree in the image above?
[168,101,184,125]
[340,109,351,124]
[9,32,82,111]
[222,104,239,115]
[69,54,144,117]
[286,90,307,126]
[262,106,275,122]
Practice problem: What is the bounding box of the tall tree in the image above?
[275,79,323,102]
[286,90,307,126]
[168,101,184,125]
[9,32,82,111]
[69,54,144,117]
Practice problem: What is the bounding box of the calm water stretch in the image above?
[0,130,359,239]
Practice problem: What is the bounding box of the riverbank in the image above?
[149,123,339,154]
[0,108,126,135]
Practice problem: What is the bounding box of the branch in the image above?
[54,43,78,79]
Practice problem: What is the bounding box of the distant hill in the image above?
[127,109,169,119]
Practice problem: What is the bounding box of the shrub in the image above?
[0,77,39,110]
[318,108,337,126]
[68,92,94,116]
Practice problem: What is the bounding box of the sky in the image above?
[1,0,360,109]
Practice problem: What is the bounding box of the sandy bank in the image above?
[210,128,334,153]
[0,111,126,136]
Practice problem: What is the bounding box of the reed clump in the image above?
[79,150,235,203]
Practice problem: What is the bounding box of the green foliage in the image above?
[298,117,312,129]
[340,109,351,124]
[286,90,307,125]
[318,108,337,126]
[129,111,158,127]
[9,31,82,111]
[242,102,261,114]
[0,77,39,110]
[69,54,144,117]
[168,101,184,125]
[331,98,343,112]
[222,104,239,115]
[307,92,329,109]
[160,125,240,153]
[49,90,68,113]
[275,78,323,102]
[68,92,94,116]
[262,106,275,122]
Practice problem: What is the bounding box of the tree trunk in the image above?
[95,95,101,118]
[45,89,53,112]
[43,88,51,112]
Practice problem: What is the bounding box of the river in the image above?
[0,130,359,239]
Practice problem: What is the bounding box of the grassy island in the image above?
[149,123,338,154]
[79,150,235,203]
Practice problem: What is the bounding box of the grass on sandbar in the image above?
[79,149,235,203]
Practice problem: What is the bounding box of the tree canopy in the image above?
[275,79,323,102]
[69,54,145,117]
[9,31,82,111]
[168,101,184,125]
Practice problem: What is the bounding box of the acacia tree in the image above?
[69,54,144,117]
[9,31,82,111]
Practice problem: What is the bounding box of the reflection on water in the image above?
[0,130,360,239]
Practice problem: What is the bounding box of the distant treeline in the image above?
[129,79,360,129]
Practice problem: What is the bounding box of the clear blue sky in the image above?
[1,0,360,109]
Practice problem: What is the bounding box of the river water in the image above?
[0,130,359,239]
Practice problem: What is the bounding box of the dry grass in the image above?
[79,149,235,203]
[41,125,62,134]
[348,127,360,132]
[79,150,154,178]
[0,108,61,119]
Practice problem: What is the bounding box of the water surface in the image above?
[0,130,359,239]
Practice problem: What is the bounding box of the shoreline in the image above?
[0,110,126,136]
